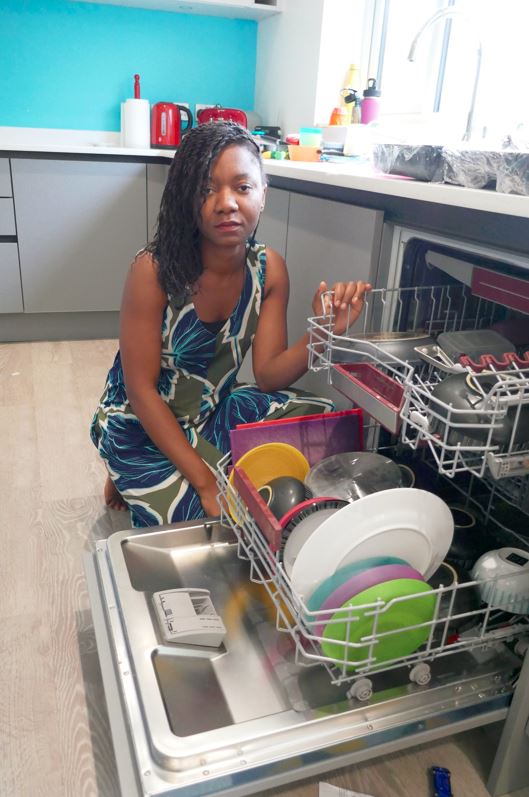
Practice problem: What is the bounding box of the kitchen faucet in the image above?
[408,7,483,142]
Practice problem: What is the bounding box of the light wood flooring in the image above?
[1,339,528,797]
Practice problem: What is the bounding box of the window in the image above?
[366,0,529,141]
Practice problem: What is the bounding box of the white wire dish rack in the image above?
[308,285,529,482]
[216,453,529,699]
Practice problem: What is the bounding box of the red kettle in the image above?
[197,105,248,127]
[151,102,193,148]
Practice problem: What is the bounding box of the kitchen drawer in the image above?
[0,198,16,236]
[0,160,12,197]
[0,242,23,313]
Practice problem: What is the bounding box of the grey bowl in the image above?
[430,371,529,448]
[258,476,307,520]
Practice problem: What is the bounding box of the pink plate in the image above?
[312,563,424,638]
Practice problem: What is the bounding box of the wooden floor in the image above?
[1,339,528,797]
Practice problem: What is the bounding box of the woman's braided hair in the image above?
[146,121,264,307]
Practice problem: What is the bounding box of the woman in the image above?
[91,122,370,527]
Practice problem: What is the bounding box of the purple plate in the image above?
[313,563,424,637]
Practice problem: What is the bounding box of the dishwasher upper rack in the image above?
[216,452,529,695]
[308,285,529,481]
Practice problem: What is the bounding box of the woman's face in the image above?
[198,143,266,248]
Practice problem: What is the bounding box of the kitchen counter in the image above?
[0,126,175,162]
[0,127,529,280]
[264,159,529,220]
[0,140,175,162]
[1,129,528,220]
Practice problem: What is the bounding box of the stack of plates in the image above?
[290,488,454,598]
[279,488,454,671]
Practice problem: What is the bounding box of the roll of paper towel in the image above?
[121,98,150,149]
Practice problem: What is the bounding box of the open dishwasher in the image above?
[86,239,529,797]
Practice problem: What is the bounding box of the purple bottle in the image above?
[360,78,381,125]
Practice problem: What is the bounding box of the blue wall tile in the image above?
[0,0,257,130]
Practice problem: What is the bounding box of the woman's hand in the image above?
[312,280,372,336]
[197,473,222,518]
[198,484,221,518]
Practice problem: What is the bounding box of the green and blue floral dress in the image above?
[90,243,332,527]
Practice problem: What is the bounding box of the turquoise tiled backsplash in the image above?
[0,0,257,131]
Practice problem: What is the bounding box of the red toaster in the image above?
[197,106,248,127]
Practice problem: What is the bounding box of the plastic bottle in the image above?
[329,106,348,125]
[360,78,381,125]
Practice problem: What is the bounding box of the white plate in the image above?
[283,508,340,577]
[290,488,454,600]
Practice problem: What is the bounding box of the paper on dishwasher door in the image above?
[319,783,376,797]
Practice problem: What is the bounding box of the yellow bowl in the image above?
[288,145,321,162]
[228,442,310,523]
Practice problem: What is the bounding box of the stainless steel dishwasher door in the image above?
[85,519,523,797]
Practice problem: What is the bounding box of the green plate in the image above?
[321,578,435,671]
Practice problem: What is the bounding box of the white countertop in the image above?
[1,127,527,219]
[0,140,175,159]
[264,159,529,220]
[0,126,175,159]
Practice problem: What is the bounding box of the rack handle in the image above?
[320,289,335,318]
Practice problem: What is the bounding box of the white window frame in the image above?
[362,0,457,117]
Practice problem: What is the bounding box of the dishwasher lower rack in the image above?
[216,454,529,697]
[308,285,529,481]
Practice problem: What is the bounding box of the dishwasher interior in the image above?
[87,229,529,797]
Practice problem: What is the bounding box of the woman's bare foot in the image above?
[104,475,128,511]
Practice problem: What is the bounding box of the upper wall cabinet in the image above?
[71,0,281,20]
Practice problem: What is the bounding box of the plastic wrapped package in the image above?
[442,148,501,189]
[496,152,529,196]
[372,143,444,182]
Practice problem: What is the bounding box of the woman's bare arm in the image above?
[252,249,370,392]
[119,253,219,511]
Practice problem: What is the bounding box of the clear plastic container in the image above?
[299,127,322,147]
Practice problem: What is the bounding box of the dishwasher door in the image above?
[85,520,520,797]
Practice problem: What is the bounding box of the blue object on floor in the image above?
[432,766,453,797]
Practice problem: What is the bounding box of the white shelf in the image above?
[71,0,281,20]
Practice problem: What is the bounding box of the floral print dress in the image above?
[90,243,332,527]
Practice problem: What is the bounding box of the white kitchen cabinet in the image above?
[71,0,280,19]
[285,192,383,397]
[236,186,290,382]
[258,185,289,258]
[11,159,147,313]
[0,160,12,197]
[147,163,170,240]
[0,243,23,313]
[285,193,383,341]
[237,190,384,390]
[0,198,16,235]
